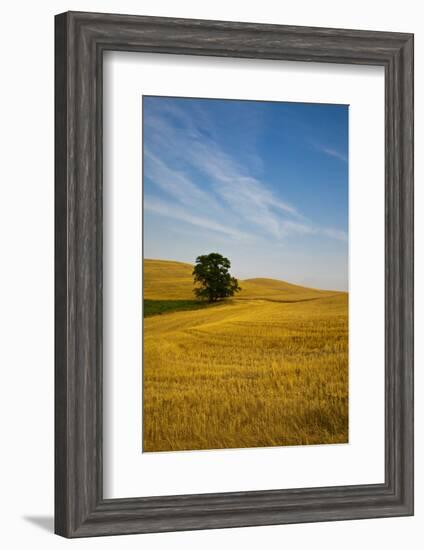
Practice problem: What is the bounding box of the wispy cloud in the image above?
[321,227,348,242]
[144,149,217,208]
[144,196,253,241]
[184,140,302,239]
[314,143,348,163]
[144,98,347,244]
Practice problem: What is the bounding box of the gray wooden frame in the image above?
[55,11,414,538]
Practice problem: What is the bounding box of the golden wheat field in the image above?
[143,259,348,452]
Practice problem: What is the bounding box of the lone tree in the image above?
[193,253,241,303]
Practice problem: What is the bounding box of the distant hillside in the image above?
[144,259,340,302]
[239,278,336,301]
[144,259,195,300]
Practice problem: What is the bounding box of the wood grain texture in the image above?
[54,11,414,538]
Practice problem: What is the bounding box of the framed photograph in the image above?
[55,11,414,537]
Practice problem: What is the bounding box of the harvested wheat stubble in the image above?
[143,259,348,452]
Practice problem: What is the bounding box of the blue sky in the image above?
[143,96,348,291]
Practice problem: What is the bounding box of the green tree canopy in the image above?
[192,253,241,303]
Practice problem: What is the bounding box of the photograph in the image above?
[0,2,415,543]
[142,95,349,453]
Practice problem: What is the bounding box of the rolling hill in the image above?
[143,258,349,452]
[144,258,338,302]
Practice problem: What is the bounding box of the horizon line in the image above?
[143,257,348,294]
